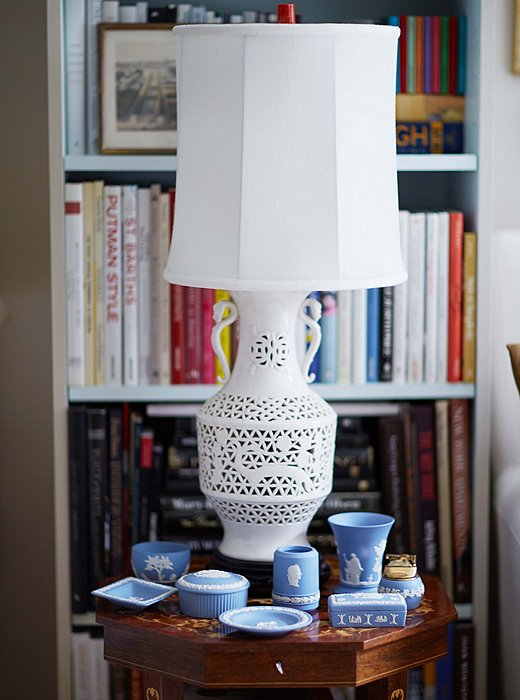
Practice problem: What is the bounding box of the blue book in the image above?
[366,288,381,382]
[388,15,400,92]
[307,291,321,383]
[319,291,338,383]
[457,16,467,95]
[436,622,455,699]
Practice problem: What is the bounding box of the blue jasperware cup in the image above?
[328,512,395,593]
[272,545,320,610]
[131,541,190,585]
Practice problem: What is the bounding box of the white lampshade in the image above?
[164,23,405,292]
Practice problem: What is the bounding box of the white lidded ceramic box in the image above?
[175,569,250,618]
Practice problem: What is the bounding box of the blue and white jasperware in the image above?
[328,512,395,593]
[378,554,425,610]
[91,577,175,609]
[327,592,407,628]
[272,545,320,611]
[131,541,190,584]
[219,606,313,636]
[175,569,250,618]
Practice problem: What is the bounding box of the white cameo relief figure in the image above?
[372,539,387,573]
[344,553,364,584]
[287,563,302,587]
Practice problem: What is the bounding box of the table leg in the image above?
[356,670,408,700]
[142,671,185,700]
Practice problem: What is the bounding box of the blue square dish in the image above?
[91,577,176,609]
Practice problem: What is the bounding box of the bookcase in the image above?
[48,0,493,698]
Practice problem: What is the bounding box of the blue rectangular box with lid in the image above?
[328,592,407,628]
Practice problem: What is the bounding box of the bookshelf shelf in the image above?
[68,382,475,403]
[64,153,477,174]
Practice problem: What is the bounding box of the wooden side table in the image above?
[96,568,457,700]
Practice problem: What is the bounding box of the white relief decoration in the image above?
[211,300,238,384]
[142,554,177,583]
[255,620,280,629]
[372,539,387,573]
[298,297,322,383]
[272,592,320,605]
[378,583,425,599]
[249,330,289,374]
[287,564,302,587]
[193,569,231,579]
[128,596,146,603]
[343,553,364,584]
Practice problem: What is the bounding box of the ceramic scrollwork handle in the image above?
[211,299,238,384]
[298,296,322,383]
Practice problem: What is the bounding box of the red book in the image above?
[449,399,472,603]
[399,16,407,92]
[448,16,458,94]
[201,288,215,384]
[184,286,202,383]
[448,211,464,382]
[171,284,185,383]
[431,15,441,93]
[412,403,438,575]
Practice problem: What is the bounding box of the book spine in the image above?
[159,193,171,384]
[104,186,122,385]
[122,185,139,386]
[108,406,124,577]
[449,398,472,603]
[436,622,455,700]
[149,444,164,541]
[407,212,426,383]
[402,404,417,553]
[65,183,86,386]
[379,287,393,382]
[68,406,90,613]
[462,232,477,383]
[319,291,338,383]
[65,0,85,154]
[457,16,467,95]
[392,210,409,383]
[185,287,202,383]
[435,400,454,598]
[415,15,424,93]
[423,661,436,700]
[423,16,433,93]
[454,622,474,700]
[448,15,458,94]
[352,289,367,384]
[387,16,400,92]
[102,1,120,22]
[379,416,407,553]
[448,211,464,382]
[87,407,108,591]
[83,182,95,385]
[366,289,380,382]
[432,16,441,93]
[137,188,152,384]
[88,632,110,700]
[437,212,450,382]
[86,0,103,153]
[425,212,440,384]
[72,631,91,700]
[93,181,106,385]
[307,291,321,383]
[129,411,143,546]
[440,15,450,94]
[413,403,438,574]
[316,491,382,515]
[201,288,216,384]
[149,184,162,383]
[171,284,186,383]
[399,16,407,93]
[214,290,232,382]
[337,290,353,384]
[406,16,417,93]
[138,429,154,542]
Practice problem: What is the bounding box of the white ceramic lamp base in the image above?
[197,290,337,563]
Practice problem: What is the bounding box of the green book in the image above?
[406,15,416,93]
[440,15,450,94]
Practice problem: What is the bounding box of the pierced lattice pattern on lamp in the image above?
[200,393,332,421]
[210,497,324,525]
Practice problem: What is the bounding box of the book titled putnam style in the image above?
[104,185,122,385]
[93,180,105,386]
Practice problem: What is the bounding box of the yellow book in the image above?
[462,232,477,382]
[82,182,95,385]
[214,289,232,382]
[93,180,105,385]
[423,661,436,700]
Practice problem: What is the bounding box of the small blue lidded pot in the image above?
[175,569,250,618]
[377,554,425,610]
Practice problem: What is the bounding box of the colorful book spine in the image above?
[435,399,454,598]
[319,291,338,383]
[448,211,464,382]
[423,16,433,93]
[436,622,455,699]
[413,403,438,575]
[137,187,152,384]
[392,211,409,383]
[437,212,450,383]
[307,291,321,383]
[185,287,202,383]
[388,15,400,92]
[337,290,353,384]
[83,182,95,386]
[366,288,380,382]
[450,398,472,603]
[65,183,85,386]
[457,16,467,95]
[425,212,440,384]
[214,289,233,383]
[379,287,393,382]
[432,16,441,93]
[201,289,216,384]
[406,15,416,93]
[93,180,105,385]
[440,15,450,94]
[159,193,171,384]
[122,185,139,386]
[462,232,477,383]
[448,16,458,95]
[149,184,162,384]
[104,185,122,385]
[415,15,424,93]
[399,16,407,92]
[171,284,186,383]
[407,212,426,383]
[352,289,367,385]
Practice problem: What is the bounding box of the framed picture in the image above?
[99,24,176,153]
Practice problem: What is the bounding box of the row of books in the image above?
[390,15,466,96]
[65,182,477,387]
[100,1,289,24]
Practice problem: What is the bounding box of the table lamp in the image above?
[164,8,405,582]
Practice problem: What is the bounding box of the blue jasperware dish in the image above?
[91,577,175,609]
[219,605,313,636]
